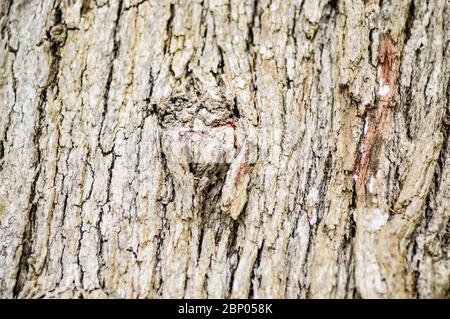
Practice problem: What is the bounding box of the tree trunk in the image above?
[0,0,449,299]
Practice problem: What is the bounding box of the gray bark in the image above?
[0,0,449,298]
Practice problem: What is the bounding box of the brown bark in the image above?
[0,0,449,298]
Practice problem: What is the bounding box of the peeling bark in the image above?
[0,0,449,299]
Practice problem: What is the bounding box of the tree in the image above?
[0,0,448,299]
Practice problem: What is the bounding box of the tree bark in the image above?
[0,0,449,299]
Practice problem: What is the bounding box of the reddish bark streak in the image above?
[355,35,396,193]
[234,157,249,184]
[379,35,396,89]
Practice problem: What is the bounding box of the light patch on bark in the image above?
[362,208,389,233]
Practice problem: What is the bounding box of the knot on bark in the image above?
[153,89,239,185]
[154,91,236,129]
[153,87,256,220]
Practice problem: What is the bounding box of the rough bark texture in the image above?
[0,0,449,299]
